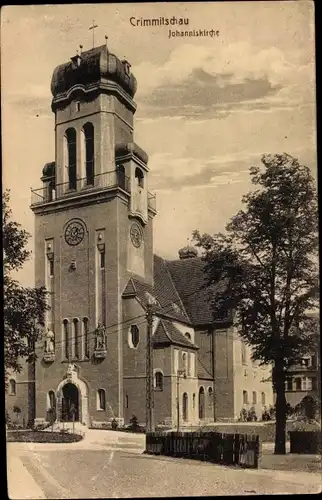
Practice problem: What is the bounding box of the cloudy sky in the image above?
[1,2,316,286]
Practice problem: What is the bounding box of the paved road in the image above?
[7,438,321,498]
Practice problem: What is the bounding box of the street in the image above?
[7,430,322,498]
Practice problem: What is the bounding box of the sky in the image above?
[1,1,316,287]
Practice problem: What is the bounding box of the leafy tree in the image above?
[3,190,48,383]
[193,153,319,454]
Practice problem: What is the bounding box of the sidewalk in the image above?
[261,442,321,474]
[7,453,46,499]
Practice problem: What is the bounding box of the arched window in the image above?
[65,128,77,190]
[83,122,94,186]
[154,371,163,391]
[252,391,257,404]
[47,179,56,202]
[198,387,205,419]
[135,167,144,188]
[192,393,196,409]
[63,319,69,360]
[208,387,213,407]
[182,352,187,374]
[47,390,56,410]
[182,392,188,422]
[9,379,16,395]
[97,389,106,410]
[83,317,89,358]
[73,318,79,359]
[261,392,266,405]
[185,332,191,341]
[129,325,139,348]
[117,164,126,190]
[243,390,248,405]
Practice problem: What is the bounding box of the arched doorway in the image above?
[62,383,79,421]
[199,387,205,419]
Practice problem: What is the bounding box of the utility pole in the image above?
[146,303,155,432]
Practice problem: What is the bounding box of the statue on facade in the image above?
[44,328,55,353]
[67,363,77,378]
[95,321,106,350]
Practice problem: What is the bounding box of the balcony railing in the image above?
[31,170,130,206]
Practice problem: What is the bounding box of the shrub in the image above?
[7,430,83,443]
[111,418,118,430]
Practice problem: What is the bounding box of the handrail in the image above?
[31,170,130,205]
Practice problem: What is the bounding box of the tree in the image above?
[3,190,48,383]
[193,153,319,454]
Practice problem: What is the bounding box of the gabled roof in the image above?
[165,257,229,326]
[122,255,191,324]
[153,319,198,350]
[122,254,229,327]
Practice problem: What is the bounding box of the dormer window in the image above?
[144,292,159,307]
[71,53,82,69]
[172,302,183,315]
[123,60,131,76]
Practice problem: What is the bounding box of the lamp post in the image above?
[176,370,186,432]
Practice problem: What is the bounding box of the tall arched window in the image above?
[65,128,77,190]
[9,379,16,395]
[261,392,266,406]
[117,164,126,190]
[154,371,163,391]
[182,352,187,374]
[48,390,56,410]
[252,391,257,404]
[73,318,79,359]
[97,389,106,410]
[192,393,196,409]
[135,167,144,188]
[198,387,205,419]
[83,317,89,358]
[243,390,248,405]
[208,387,213,407]
[63,319,69,360]
[83,122,94,186]
[129,324,139,348]
[182,392,188,422]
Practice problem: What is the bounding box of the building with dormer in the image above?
[5,43,273,429]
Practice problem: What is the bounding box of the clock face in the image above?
[64,220,85,246]
[130,223,143,248]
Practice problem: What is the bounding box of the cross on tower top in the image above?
[89,20,98,48]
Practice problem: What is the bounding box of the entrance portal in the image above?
[62,383,79,421]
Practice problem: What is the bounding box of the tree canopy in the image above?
[3,190,48,378]
[193,153,319,454]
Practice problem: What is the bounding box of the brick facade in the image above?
[7,43,275,429]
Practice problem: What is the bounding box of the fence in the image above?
[145,431,261,469]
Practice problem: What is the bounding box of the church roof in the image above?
[51,45,137,99]
[166,256,229,326]
[153,319,198,350]
[123,254,229,327]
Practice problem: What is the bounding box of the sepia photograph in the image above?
[2,1,320,498]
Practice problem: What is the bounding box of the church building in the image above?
[6,42,273,429]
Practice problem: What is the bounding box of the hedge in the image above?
[7,430,83,443]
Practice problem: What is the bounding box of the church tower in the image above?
[30,43,156,426]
